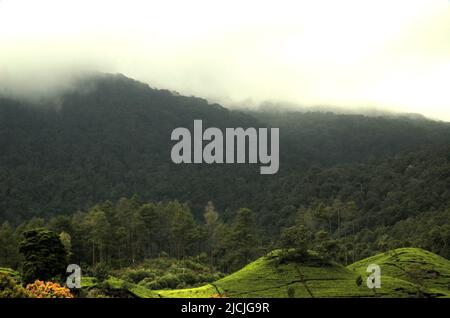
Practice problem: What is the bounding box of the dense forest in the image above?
[1,73,450,279]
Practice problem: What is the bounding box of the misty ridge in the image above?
[0,71,435,122]
[1,1,449,121]
[1,70,450,226]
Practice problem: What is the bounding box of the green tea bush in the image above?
[123,268,157,284]
[0,273,32,298]
[92,263,110,283]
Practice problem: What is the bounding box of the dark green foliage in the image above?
[119,256,223,290]
[0,222,20,268]
[67,199,203,268]
[90,280,135,298]
[1,73,450,276]
[91,263,110,283]
[1,74,450,230]
[215,208,260,272]
[19,229,67,283]
[279,225,310,256]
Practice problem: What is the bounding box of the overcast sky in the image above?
[0,0,449,120]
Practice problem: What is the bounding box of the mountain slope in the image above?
[1,73,450,265]
[0,73,262,223]
[1,73,450,226]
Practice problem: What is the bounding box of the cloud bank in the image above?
[0,0,449,120]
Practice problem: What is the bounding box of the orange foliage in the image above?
[26,280,74,298]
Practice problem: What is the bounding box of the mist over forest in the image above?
[1,73,450,265]
[1,0,450,301]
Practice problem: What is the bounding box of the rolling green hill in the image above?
[150,249,415,298]
[3,247,448,298]
[146,250,389,298]
[348,247,450,297]
[79,248,450,298]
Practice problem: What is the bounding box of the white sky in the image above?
[1,0,449,120]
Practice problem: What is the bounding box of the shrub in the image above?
[287,286,296,298]
[122,268,156,284]
[122,256,224,290]
[138,278,161,290]
[356,275,363,287]
[156,273,180,289]
[0,273,32,298]
[85,288,111,298]
[177,272,197,285]
[92,263,110,283]
[26,280,74,298]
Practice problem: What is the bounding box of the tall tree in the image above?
[203,201,223,264]
[168,201,198,258]
[220,208,259,272]
[84,209,110,265]
[0,222,20,268]
[19,229,67,283]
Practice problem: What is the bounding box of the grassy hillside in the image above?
[151,249,419,298]
[97,248,448,298]
[348,247,450,297]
